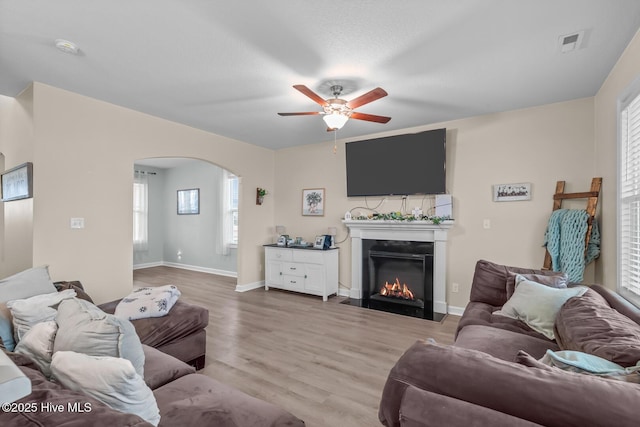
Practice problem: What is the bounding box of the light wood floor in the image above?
[133,266,459,427]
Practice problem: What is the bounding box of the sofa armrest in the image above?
[379,340,639,427]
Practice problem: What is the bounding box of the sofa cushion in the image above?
[54,298,145,376]
[455,325,559,361]
[51,351,160,426]
[494,275,587,340]
[142,344,195,390]
[555,288,640,367]
[153,373,305,427]
[456,301,554,341]
[99,299,209,349]
[0,266,57,351]
[469,259,563,307]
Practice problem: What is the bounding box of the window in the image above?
[619,80,640,307]
[228,174,239,246]
[133,171,149,251]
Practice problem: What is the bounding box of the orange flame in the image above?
[379,278,415,300]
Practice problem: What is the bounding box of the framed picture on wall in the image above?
[302,188,325,216]
[1,162,33,202]
[493,182,532,202]
[177,188,200,214]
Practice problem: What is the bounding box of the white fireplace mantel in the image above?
[343,220,454,315]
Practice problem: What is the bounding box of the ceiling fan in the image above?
[278,84,391,131]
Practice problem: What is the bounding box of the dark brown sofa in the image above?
[1,281,305,426]
[379,260,640,427]
[3,344,305,426]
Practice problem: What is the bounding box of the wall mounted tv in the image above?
[345,128,446,197]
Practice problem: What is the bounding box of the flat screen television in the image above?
[345,128,446,197]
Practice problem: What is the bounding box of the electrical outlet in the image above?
[483,219,491,229]
[452,282,460,293]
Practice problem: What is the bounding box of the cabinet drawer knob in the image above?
[290,267,297,270]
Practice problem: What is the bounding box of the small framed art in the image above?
[1,162,33,202]
[493,183,532,202]
[177,188,200,214]
[302,188,324,216]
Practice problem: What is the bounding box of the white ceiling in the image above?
[2,1,640,150]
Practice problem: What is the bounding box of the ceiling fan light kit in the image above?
[278,83,391,131]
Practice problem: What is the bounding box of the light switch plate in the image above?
[70,218,85,229]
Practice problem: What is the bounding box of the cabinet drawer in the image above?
[282,275,304,291]
[293,250,324,264]
[283,262,304,277]
[266,249,292,262]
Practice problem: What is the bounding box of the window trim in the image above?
[617,74,640,308]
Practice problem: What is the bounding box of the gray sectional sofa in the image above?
[379,260,640,427]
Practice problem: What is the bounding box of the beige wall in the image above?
[4,83,276,304]
[0,87,35,277]
[275,97,596,310]
[594,28,640,288]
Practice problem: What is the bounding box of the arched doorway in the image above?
[132,157,239,277]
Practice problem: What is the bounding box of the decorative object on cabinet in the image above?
[302,188,324,216]
[314,235,329,249]
[256,187,268,205]
[1,162,33,202]
[177,188,199,215]
[264,245,339,301]
[327,227,337,248]
[493,182,531,202]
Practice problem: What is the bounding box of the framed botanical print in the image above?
[302,188,324,216]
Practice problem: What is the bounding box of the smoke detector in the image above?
[55,39,80,55]
[558,31,585,53]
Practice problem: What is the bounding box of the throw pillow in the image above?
[505,271,568,300]
[54,298,145,377]
[14,320,58,378]
[494,275,587,339]
[555,289,640,368]
[50,351,160,426]
[7,289,76,343]
[0,266,57,351]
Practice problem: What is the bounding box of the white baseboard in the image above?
[134,261,237,278]
[235,281,264,292]
[338,288,350,297]
[447,305,466,316]
[133,261,163,270]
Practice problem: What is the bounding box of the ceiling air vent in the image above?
[558,31,584,53]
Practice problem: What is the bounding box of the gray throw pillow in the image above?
[54,298,145,377]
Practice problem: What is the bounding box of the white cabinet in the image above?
[264,246,338,301]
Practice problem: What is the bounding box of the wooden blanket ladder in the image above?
[542,177,602,270]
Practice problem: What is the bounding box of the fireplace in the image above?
[363,240,434,319]
[343,219,453,319]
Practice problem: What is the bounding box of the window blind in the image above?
[620,89,640,306]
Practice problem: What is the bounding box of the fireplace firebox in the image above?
[362,240,434,319]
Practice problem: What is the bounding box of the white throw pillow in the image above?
[51,351,160,426]
[54,298,145,377]
[14,320,58,378]
[494,275,587,339]
[7,289,76,343]
[0,266,57,351]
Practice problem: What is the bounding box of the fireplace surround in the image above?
[343,220,453,317]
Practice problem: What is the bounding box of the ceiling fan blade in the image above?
[350,112,391,123]
[293,85,328,107]
[277,112,322,116]
[346,87,388,109]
